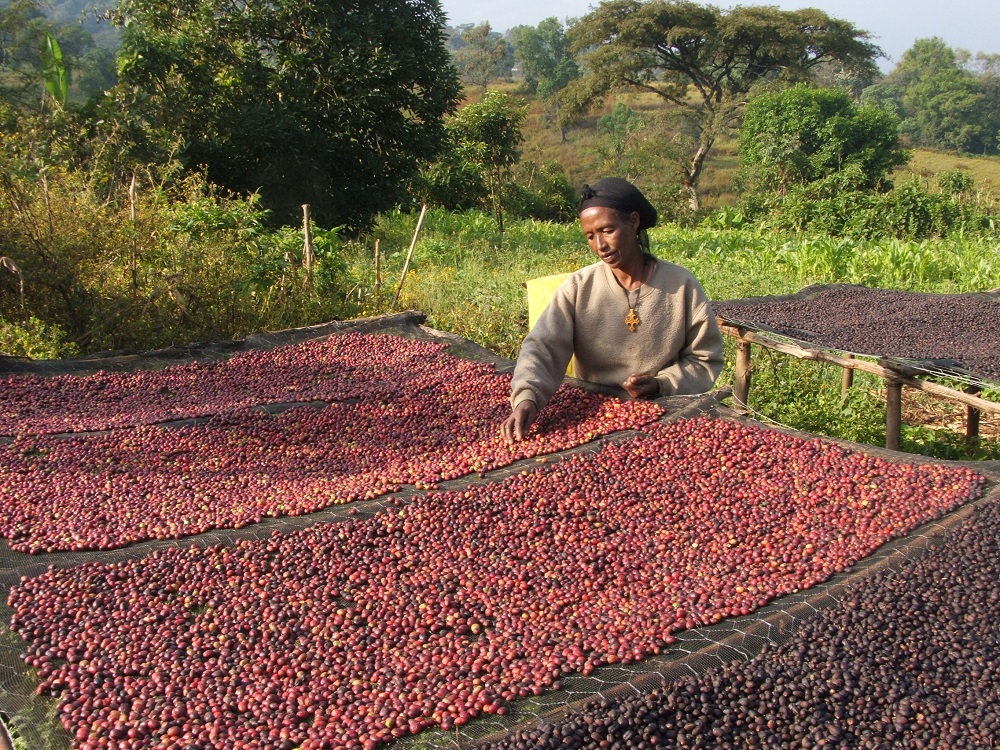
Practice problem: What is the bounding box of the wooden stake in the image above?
[373,238,382,301]
[966,385,982,450]
[392,203,428,309]
[841,353,854,401]
[301,204,314,288]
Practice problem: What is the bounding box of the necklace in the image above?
[615,258,649,332]
[624,288,641,332]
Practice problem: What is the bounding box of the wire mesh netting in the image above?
[0,312,997,750]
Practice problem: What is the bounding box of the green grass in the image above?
[899,149,1000,196]
[345,211,1000,461]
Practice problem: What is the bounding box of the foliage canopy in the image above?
[863,38,998,155]
[739,84,908,193]
[108,0,462,230]
[509,18,580,138]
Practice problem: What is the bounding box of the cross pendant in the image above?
[625,307,641,332]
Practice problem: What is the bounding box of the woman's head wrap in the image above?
[578,177,658,230]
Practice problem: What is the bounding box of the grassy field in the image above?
[345,211,1000,461]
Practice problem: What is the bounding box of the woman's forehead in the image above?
[580,205,633,229]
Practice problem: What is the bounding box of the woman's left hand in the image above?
[623,374,658,399]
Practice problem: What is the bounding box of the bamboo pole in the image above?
[392,203,428,309]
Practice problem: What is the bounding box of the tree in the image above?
[1,0,52,107]
[452,23,513,89]
[596,102,647,175]
[509,18,580,140]
[449,90,527,233]
[592,102,684,217]
[864,38,994,155]
[1,0,113,110]
[108,0,462,229]
[972,54,1000,154]
[739,84,908,194]
[564,0,881,210]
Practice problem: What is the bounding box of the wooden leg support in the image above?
[886,380,903,451]
[966,386,982,450]
[841,354,854,402]
[734,339,752,412]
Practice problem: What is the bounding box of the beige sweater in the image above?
[511,259,724,410]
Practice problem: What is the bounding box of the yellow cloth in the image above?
[526,273,575,377]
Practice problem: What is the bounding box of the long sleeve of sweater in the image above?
[510,259,724,410]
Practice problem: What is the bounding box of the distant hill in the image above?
[47,0,120,49]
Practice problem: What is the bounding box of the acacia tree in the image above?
[108,0,462,229]
[564,0,881,210]
[509,18,580,140]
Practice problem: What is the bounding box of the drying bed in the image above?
[6,417,987,750]
[475,492,1000,750]
[0,332,518,437]
[0,334,662,553]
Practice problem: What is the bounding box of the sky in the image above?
[438,0,999,73]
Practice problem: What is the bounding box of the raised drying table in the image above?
[714,284,1000,450]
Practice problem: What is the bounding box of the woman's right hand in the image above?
[501,400,538,443]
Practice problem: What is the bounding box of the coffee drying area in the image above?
[715,284,1000,450]
[0,307,998,750]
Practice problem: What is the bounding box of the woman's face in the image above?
[580,206,642,270]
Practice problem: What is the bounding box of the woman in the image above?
[501,177,724,443]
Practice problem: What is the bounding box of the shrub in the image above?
[0,316,79,359]
[505,161,576,222]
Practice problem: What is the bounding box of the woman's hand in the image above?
[623,374,658,399]
[501,400,538,443]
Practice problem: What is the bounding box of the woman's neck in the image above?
[611,253,650,291]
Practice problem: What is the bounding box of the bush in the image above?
[0,316,79,359]
[748,174,995,240]
[0,138,360,354]
[505,161,576,222]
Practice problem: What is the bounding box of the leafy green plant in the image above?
[0,315,79,359]
[39,32,68,107]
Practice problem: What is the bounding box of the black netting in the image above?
[0,313,997,750]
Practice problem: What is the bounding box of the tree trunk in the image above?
[683,138,713,212]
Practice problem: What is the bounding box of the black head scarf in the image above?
[578,177,658,230]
